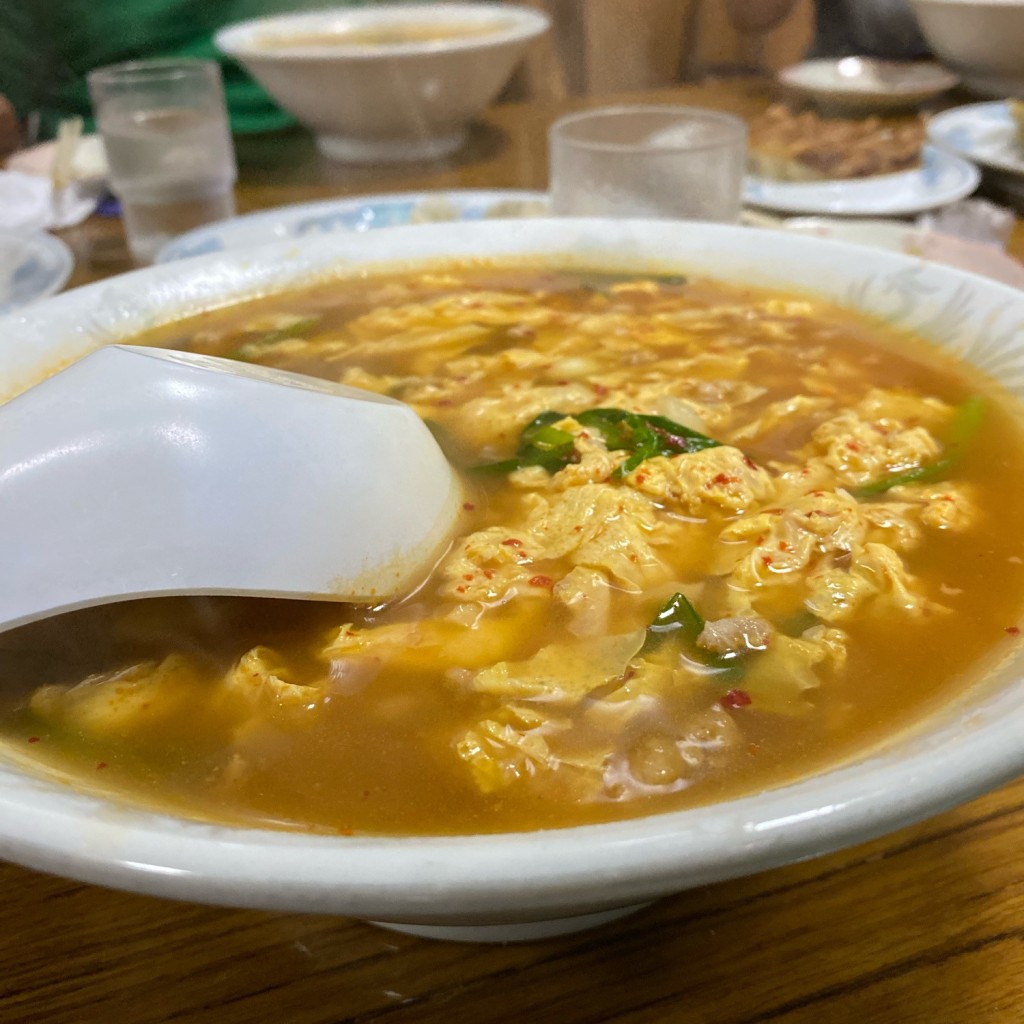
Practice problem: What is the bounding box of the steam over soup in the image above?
[3,264,1024,835]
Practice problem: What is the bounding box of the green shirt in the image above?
[0,0,373,137]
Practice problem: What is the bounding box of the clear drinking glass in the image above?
[549,106,747,222]
[88,59,237,264]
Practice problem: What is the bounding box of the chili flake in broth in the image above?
[2,264,1024,836]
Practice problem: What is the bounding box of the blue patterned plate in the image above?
[156,189,550,263]
[0,230,74,315]
[928,102,1024,179]
[743,145,980,217]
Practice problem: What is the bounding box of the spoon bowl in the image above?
[0,345,462,633]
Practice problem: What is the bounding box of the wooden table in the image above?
[6,81,1024,1023]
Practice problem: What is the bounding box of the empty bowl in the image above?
[910,0,1024,98]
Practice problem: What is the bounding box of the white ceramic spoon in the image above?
[0,345,463,633]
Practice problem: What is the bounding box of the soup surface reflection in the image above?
[3,264,1024,835]
[254,22,509,48]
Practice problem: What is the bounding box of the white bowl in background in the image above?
[910,0,1024,98]
[215,3,549,163]
[1,220,1024,942]
[778,58,959,112]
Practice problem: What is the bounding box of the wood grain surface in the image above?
[4,79,1024,1024]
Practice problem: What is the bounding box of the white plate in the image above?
[156,188,550,262]
[781,216,923,251]
[743,145,980,216]
[779,58,958,111]
[6,135,109,188]
[0,230,74,315]
[928,101,1024,179]
[0,170,97,233]
[780,216,1024,289]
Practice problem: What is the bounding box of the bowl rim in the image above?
[777,57,960,98]
[1,217,1023,919]
[215,2,551,61]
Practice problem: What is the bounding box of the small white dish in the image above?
[928,101,1024,178]
[743,144,980,216]
[781,216,921,251]
[0,230,74,315]
[156,188,549,262]
[778,58,958,111]
[0,170,98,233]
[780,216,1024,289]
[7,135,109,189]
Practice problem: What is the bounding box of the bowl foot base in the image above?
[369,901,653,943]
[315,130,468,164]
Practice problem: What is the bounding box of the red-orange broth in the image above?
[2,264,1024,835]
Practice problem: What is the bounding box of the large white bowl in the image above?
[910,0,1024,98]
[215,3,549,163]
[2,220,1024,943]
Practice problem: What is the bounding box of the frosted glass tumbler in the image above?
[89,59,237,264]
[549,106,747,222]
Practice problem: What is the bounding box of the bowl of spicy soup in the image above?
[0,218,1022,941]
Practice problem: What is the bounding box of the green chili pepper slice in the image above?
[574,271,688,293]
[474,407,722,476]
[229,315,322,360]
[641,592,706,655]
[639,592,740,674]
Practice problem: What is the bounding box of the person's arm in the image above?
[0,97,20,159]
[723,0,801,36]
[722,0,802,70]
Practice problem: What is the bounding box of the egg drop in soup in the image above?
[3,263,1024,835]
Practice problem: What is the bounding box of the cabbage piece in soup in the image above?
[2,264,1023,836]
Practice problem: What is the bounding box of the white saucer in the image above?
[0,231,74,314]
[779,58,958,112]
[928,101,1024,178]
[778,216,1024,288]
[156,189,550,262]
[6,135,109,189]
[780,216,921,251]
[743,145,980,216]
[0,170,98,232]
